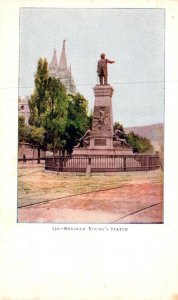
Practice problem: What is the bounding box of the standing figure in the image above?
[97,53,115,85]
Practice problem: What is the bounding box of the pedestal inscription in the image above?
[94,139,107,146]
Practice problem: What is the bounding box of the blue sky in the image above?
[19,8,164,127]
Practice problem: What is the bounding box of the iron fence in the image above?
[45,154,160,173]
[18,157,46,162]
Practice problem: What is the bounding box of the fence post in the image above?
[124,156,126,171]
[86,157,91,176]
[45,157,47,170]
[158,154,163,170]
[146,156,149,171]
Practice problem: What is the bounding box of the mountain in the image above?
[125,123,164,142]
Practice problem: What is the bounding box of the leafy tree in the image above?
[44,77,68,155]
[27,126,46,162]
[63,93,91,154]
[113,121,153,153]
[126,131,153,153]
[29,58,49,126]
[18,116,31,143]
[27,58,92,158]
[28,58,49,162]
[18,116,46,162]
[87,109,93,130]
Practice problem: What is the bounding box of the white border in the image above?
[0,1,178,299]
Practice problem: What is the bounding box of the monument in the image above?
[45,53,160,173]
[73,53,133,155]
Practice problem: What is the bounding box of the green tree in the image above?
[29,58,49,126]
[28,58,49,162]
[126,131,153,153]
[27,58,92,158]
[18,116,31,143]
[44,77,68,155]
[63,93,91,154]
[87,109,93,130]
[27,126,46,162]
[18,116,45,162]
[113,121,153,153]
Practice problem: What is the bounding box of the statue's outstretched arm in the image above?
[107,59,115,64]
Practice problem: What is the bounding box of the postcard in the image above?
[18,7,164,224]
[0,1,178,300]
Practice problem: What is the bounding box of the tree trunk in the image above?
[53,134,55,157]
[37,148,40,164]
[33,147,35,161]
[59,149,62,156]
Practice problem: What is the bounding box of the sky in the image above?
[19,8,165,127]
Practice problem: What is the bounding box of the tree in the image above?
[29,58,48,126]
[18,116,45,162]
[27,126,46,162]
[113,121,153,153]
[87,109,93,130]
[126,131,153,153]
[63,93,91,154]
[27,58,92,158]
[18,116,31,143]
[44,77,68,155]
[28,58,49,163]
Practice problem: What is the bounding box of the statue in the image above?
[97,53,115,85]
[74,129,91,148]
[113,128,130,148]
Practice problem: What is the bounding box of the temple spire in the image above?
[68,64,72,77]
[59,39,67,70]
[49,49,58,68]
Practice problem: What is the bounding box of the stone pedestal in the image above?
[73,84,133,156]
[72,147,132,155]
[90,84,114,150]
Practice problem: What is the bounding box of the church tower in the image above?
[49,49,58,78]
[49,40,76,94]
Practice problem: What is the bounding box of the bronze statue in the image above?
[97,53,115,85]
[74,129,91,148]
[113,128,130,148]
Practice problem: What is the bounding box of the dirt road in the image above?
[18,164,163,223]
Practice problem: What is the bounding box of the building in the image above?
[18,40,76,126]
[18,96,30,124]
[49,40,76,94]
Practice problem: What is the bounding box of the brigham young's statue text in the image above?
[97,53,115,85]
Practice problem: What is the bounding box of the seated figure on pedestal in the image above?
[113,128,130,148]
[97,53,115,85]
[74,129,91,148]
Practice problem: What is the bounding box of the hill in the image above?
[125,123,164,142]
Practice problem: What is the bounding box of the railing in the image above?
[45,154,160,173]
[18,157,46,162]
